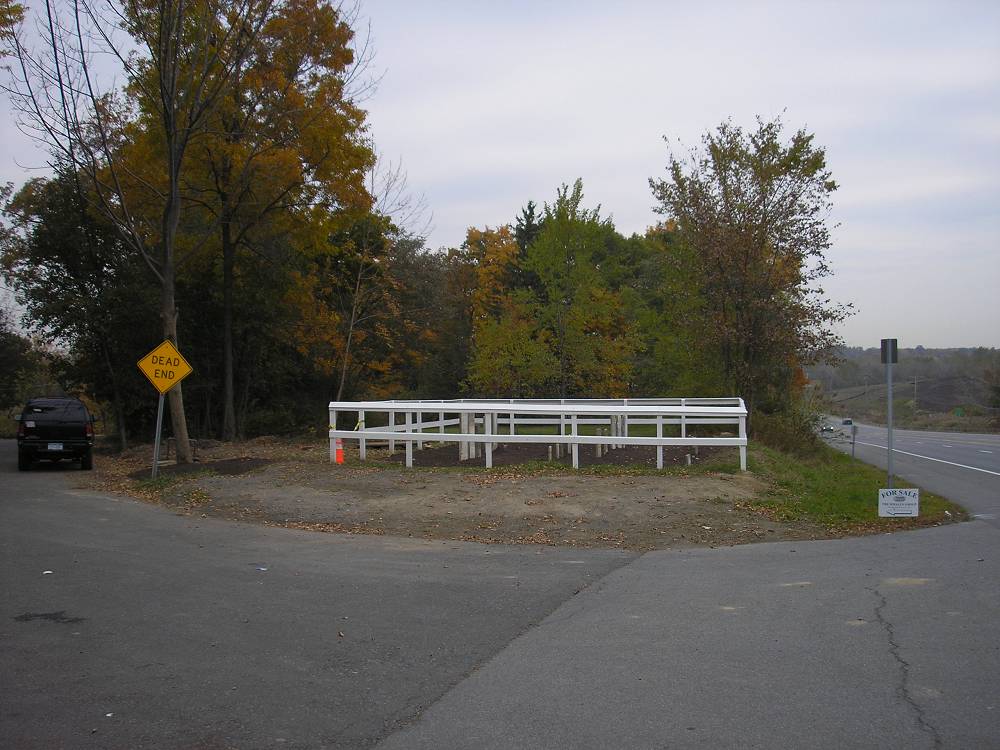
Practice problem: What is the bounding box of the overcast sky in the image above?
[358,0,1000,349]
[3,0,998,348]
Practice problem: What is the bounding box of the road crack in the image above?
[867,586,942,749]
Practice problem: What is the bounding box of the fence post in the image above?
[558,413,565,459]
[459,412,469,461]
[656,415,663,469]
[359,410,366,461]
[416,410,423,450]
[329,408,337,463]
[485,411,493,468]
[571,412,579,469]
[388,410,395,453]
[405,410,413,468]
[739,413,747,471]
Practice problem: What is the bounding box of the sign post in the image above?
[137,340,194,479]
[881,338,897,489]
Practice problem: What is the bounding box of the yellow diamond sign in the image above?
[137,340,193,394]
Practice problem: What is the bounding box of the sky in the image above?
[2,0,998,349]
[356,0,1000,349]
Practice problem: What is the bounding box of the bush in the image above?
[751,405,823,457]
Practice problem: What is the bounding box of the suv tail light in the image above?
[85,421,94,438]
[17,421,25,438]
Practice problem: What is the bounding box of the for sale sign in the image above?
[878,488,919,517]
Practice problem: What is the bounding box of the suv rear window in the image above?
[24,402,88,419]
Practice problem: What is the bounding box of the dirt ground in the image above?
[85,437,831,551]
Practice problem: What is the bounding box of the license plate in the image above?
[47,443,64,451]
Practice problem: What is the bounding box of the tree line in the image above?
[1,0,848,455]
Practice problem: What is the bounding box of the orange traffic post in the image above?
[335,437,344,464]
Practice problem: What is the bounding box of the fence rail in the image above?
[328,398,748,471]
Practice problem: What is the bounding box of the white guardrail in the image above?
[328,398,748,471]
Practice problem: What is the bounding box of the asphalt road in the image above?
[0,440,632,749]
[823,421,1000,526]
[3,437,999,749]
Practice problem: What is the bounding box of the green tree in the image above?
[0,0,23,49]
[1,172,159,445]
[465,304,556,397]
[0,308,38,409]
[649,117,850,415]
[524,179,639,397]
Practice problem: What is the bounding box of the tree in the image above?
[183,0,373,439]
[465,305,556,397]
[0,0,23,48]
[649,117,850,415]
[1,171,159,446]
[524,179,639,397]
[4,0,275,461]
[0,308,38,409]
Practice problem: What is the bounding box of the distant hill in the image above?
[811,347,999,432]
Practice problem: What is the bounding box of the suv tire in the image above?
[18,449,31,471]
[81,449,93,471]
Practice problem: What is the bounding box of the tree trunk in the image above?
[161,172,193,463]
[221,213,237,441]
[335,265,364,401]
[100,340,129,450]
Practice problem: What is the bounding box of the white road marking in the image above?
[981,450,994,454]
[943,444,953,448]
[855,441,1000,477]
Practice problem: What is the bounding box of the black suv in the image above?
[16,397,96,471]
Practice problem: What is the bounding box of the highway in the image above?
[823,420,1000,526]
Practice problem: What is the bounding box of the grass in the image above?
[354,437,965,533]
[747,442,965,530]
[132,467,214,493]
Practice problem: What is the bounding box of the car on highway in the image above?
[16,397,96,471]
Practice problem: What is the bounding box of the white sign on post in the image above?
[879,488,919,517]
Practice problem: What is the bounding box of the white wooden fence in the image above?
[328,398,748,471]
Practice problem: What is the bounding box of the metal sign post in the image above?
[881,338,898,489]
[151,393,166,479]
[137,340,194,479]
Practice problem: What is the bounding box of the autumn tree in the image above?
[4,0,275,461]
[183,0,373,439]
[286,158,429,402]
[463,224,556,396]
[650,117,850,415]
